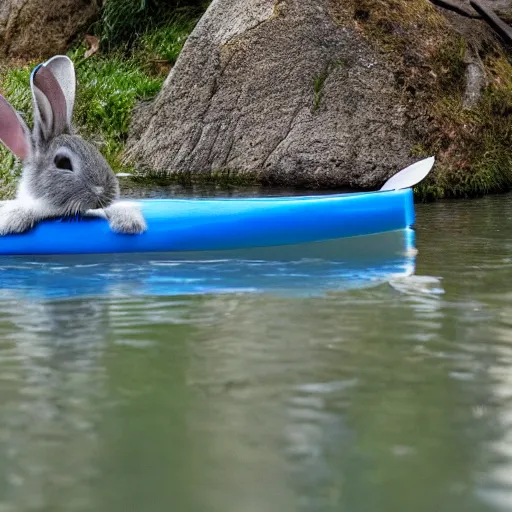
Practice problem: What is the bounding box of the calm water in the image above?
[0,188,512,511]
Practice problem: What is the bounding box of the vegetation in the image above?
[95,0,207,50]
[415,52,512,200]
[333,0,512,200]
[312,60,345,112]
[0,1,208,197]
[312,71,329,111]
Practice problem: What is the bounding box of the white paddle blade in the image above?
[380,156,435,191]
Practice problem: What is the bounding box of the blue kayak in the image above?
[0,189,415,255]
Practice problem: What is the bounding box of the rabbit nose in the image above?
[93,186,104,196]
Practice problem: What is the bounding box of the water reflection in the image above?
[0,229,415,300]
[0,299,106,511]
[477,296,512,511]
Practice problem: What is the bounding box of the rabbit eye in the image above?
[54,154,73,171]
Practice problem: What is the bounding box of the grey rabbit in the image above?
[0,55,146,235]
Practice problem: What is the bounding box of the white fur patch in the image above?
[104,201,147,234]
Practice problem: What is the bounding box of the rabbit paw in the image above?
[0,201,35,235]
[105,202,147,235]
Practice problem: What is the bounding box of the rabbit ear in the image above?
[0,95,31,160]
[30,62,68,142]
[42,55,76,127]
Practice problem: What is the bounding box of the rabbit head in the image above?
[0,56,119,215]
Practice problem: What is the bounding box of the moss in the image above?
[331,0,512,200]
[331,0,447,51]
[414,51,512,201]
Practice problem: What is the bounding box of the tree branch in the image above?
[470,0,512,44]
[429,0,481,19]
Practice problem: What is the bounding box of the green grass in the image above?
[312,59,346,112]
[0,0,210,196]
[0,46,164,194]
[312,71,328,111]
[69,46,163,165]
[135,13,199,65]
[0,67,34,197]
[0,0,207,197]
[95,0,207,50]
[0,149,21,199]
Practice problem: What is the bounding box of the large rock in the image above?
[126,0,417,188]
[126,0,511,192]
[0,0,99,60]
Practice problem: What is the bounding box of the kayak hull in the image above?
[0,189,415,255]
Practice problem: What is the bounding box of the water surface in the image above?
[0,188,511,512]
